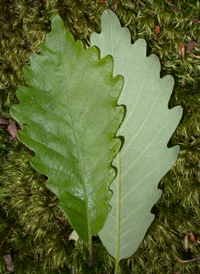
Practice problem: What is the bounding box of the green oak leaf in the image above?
[10,12,124,246]
[91,10,182,270]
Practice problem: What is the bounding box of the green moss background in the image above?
[0,0,200,273]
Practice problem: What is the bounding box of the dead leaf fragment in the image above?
[3,254,14,272]
[140,4,146,9]
[191,19,200,24]
[155,26,161,34]
[171,5,179,11]
[179,44,185,62]
[7,121,18,140]
[0,118,9,125]
[187,41,199,52]
[190,232,197,243]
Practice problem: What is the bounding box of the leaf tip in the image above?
[51,12,65,32]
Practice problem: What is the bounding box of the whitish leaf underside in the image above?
[10,13,124,242]
[91,10,182,260]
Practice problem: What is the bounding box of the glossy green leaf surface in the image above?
[10,12,124,243]
[91,10,182,262]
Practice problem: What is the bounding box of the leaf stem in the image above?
[88,238,93,267]
[114,261,119,274]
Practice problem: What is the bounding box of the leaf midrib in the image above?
[115,135,121,268]
[62,52,92,242]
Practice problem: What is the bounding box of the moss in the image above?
[0,0,200,273]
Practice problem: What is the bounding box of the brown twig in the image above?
[176,255,200,263]
[11,228,18,236]
[182,8,200,23]
[0,222,18,249]
[188,49,200,59]
[182,8,190,21]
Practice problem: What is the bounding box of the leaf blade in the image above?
[10,12,124,242]
[91,10,182,261]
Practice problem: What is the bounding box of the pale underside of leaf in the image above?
[10,12,124,242]
[91,10,182,261]
[69,230,79,242]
